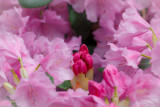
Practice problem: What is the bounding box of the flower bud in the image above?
[72,59,87,76]
[73,52,81,62]
[20,68,29,79]
[89,80,105,98]
[103,65,119,88]
[79,44,89,53]
[83,54,93,70]
[3,82,15,94]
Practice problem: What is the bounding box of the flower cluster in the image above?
[1,0,160,107]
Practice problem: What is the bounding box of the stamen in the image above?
[11,69,20,85]
[141,54,152,59]
[142,9,146,19]
[112,87,119,105]
[35,64,40,71]
[3,82,15,94]
[146,43,152,49]
[105,97,109,105]
[150,27,158,41]
[20,68,29,79]
[18,57,23,68]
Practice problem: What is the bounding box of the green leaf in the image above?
[138,58,151,70]
[45,72,54,84]
[98,67,105,73]
[18,0,53,8]
[57,80,72,90]
[68,5,95,41]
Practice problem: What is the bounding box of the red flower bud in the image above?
[72,59,87,76]
[79,44,89,54]
[83,54,93,70]
[73,52,81,62]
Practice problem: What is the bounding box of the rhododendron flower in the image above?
[0,100,12,107]
[127,70,160,107]
[12,71,57,107]
[151,41,160,77]
[1,0,160,106]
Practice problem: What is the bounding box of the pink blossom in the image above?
[85,0,124,23]
[0,32,29,65]
[39,38,74,85]
[127,70,160,107]
[114,7,152,50]
[0,8,28,35]
[104,43,141,75]
[12,71,57,107]
[24,10,70,40]
[0,0,18,14]
[151,41,160,77]
[0,100,12,107]
[49,89,107,107]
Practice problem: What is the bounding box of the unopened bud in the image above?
[20,68,28,79]
[72,59,87,76]
[79,44,89,53]
[83,54,93,70]
[89,80,105,98]
[3,82,15,94]
[103,65,120,88]
[73,52,81,62]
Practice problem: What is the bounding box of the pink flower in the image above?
[104,43,141,76]
[85,0,124,23]
[89,80,105,98]
[127,70,160,107]
[39,38,74,85]
[0,32,30,66]
[114,7,152,50]
[103,64,120,88]
[49,89,107,107]
[151,41,160,77]
[12,71,57,107]
[0,0,18,14]
[24,10,70,40]
[0,100,12,107]
[0,8,28,35]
